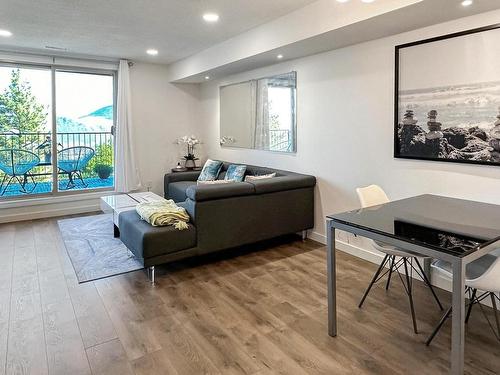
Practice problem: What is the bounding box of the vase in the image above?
[184,159,196,169]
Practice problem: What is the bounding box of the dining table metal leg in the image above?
[451,260,465,375]
[327,221,337,337]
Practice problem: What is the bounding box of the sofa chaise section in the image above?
[120,162,316,282]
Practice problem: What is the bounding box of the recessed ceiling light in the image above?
[361,0,375,3]
[0,29,12,37]
[146,49,158,56]
[277,54,283,60]
[205,76,210,80]
[461,0,473,6]
[336,0,350,2]
[203,13,219,23]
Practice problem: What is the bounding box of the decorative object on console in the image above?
[172,162,188,173]
[176,135,201,169]
[198,159,223,181]
[244,172,276,182]
[224,164,247,182]
[395,24,500,166]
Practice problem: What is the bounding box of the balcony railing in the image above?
[0,131,114,197]
[269,129,292,152]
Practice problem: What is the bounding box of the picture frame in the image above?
[394,24,500,166]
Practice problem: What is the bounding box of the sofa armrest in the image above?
[164,171,201,197]
[249,175,316,194]
[186,182,255,202]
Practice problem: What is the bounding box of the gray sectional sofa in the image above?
[119,162,316,282]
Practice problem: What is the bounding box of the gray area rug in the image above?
[58,214,143,283]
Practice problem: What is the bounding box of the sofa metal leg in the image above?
[302,230,307,241]
[149,266,155,285]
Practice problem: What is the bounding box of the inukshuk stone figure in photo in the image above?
[425,110,443,140]
[402,109,418,126]
[398,108,427,156]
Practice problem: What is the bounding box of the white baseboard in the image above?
[309,230,384,264]
[0,202,100,223]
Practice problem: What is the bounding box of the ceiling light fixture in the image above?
[461,0,473,6]
[336,0,350,2]
[205,76,210,80]
[203,13,219,23]
[0,29,12,37]
[361,0,375,3]
[277,54,284,59]
[146,49,158,56]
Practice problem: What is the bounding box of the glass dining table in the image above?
[326,194,500,375]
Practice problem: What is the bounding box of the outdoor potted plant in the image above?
[94,164,113,179]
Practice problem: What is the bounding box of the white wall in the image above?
[129,62,200,195]
[198,10,500,257]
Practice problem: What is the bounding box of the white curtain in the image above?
[115,60,141,193]
[254,78,270,149]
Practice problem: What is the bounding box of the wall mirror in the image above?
[220,71,296,153]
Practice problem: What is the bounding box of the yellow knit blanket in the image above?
[135,199,190,230]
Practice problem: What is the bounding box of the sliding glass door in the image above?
[55,71,115,191]
[0,63,115,199]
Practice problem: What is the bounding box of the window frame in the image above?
[0,60,117,202]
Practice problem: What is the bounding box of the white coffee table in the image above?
[100,192,164,237]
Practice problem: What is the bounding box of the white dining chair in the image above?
[356,185,443,334]
[426,249,500,345]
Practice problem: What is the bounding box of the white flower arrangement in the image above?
[175,135,201,162]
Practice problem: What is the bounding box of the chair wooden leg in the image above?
[385,256,395,291]
[426,306,452,346]
[359,254,390,309]
[465,288,477,324]
[403,258,418,334]
[414,258,443,311]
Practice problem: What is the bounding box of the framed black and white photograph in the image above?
[394,24,500,166]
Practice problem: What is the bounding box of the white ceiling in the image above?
[0,0,317,64]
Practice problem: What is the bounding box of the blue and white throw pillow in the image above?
[224,164,247,182]
[198,159,223,181]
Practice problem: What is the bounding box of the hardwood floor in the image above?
[0,216,499,374]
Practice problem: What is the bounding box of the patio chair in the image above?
[57,146,95,190]
[0,149,40,196]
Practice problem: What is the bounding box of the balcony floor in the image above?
[0,176,114,197]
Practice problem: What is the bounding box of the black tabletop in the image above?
[328,194,500,257]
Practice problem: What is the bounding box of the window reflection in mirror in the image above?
[220,72,296,153]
